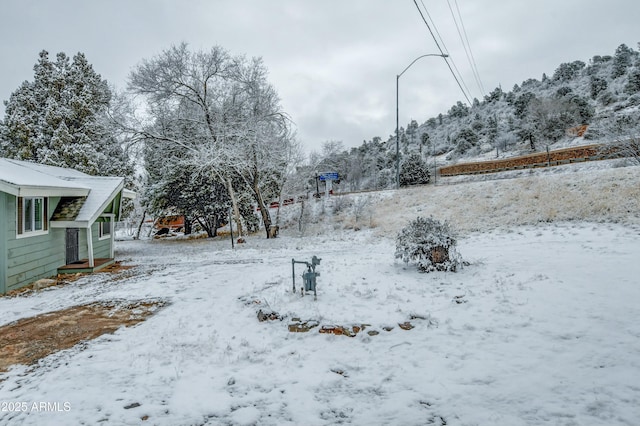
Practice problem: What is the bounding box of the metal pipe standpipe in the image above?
[292,256,321,300]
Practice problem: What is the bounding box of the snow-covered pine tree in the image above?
[612,44,634,78]
[399,152,430,187]
[625,69,640,94]
[0,51,132,179]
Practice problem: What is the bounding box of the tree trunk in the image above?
[275,193,282,227]
[212,217,220,237]
[196,216,217,238]
[184,216,193,235]
[147,216,155,238]
[226,178,244,237]
[135,210,146,240]
[253,181,272,238]
[298,200,305,233]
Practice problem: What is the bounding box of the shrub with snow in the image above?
[399,153,430,186]
[395,216,462,272]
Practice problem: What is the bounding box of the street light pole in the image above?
[396,53,448,189]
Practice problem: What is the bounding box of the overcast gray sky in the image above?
[1,1,638,153]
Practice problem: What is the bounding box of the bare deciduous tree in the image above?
[127,43,297,238]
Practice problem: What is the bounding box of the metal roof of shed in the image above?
[0,158,90,197]
[0,158,128,228]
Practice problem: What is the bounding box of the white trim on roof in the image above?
[0,180,19,197]
[0,179,90,198]
[123,188,136,199]
[49,220,90,229]
[19,187,90,197]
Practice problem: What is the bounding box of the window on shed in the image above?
[24,198,33,232]
[17,197,48,236]
[99,220,112,239]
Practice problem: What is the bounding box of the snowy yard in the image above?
[1,219,639,425]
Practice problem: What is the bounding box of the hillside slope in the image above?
[298,43,640,195]
[373,162,640,236]
[292,161,640,237]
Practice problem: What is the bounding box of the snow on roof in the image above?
[0,158,90,197]
[4,158,90,178]
[1,158,126,227]
[63,176,124,225]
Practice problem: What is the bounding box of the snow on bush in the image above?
[395,216,462,272]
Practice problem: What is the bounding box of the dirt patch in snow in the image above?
[0,300,165,373]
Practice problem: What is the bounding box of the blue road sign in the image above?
[319,172,339,181]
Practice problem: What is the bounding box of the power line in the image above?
[446,0,480,95]
[449,0,486,96]
[420,2,447,50]
[412,0,472,105]
[420,0,474,103]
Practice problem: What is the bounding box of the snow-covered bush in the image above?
[351,195,371,224]
[331,195,352,214]
[395,216,462,272]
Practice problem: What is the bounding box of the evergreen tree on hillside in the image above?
[612,44,634,78]
[448,101,469,118]
[590,76,608,99]
[0,50,132,178]
[484,87,504,103]
[487,115,499,145]
[512,92,537,119]
[420,132,430,155]
[625,69,640,94]
[399,152,430,187]
[453,128,479,154]
[552,61,586,82]
[406,120,419,147]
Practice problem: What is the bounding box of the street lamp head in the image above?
[398,53,449,78]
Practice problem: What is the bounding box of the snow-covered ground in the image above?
[1,164,640,426]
